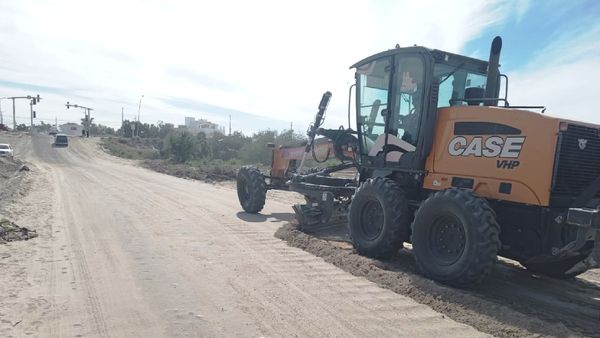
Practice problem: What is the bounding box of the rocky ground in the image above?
[0,219,37,243]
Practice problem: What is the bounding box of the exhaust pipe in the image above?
[484,36,502,106]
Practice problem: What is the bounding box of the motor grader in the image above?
[237,36,600,286]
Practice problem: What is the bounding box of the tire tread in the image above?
[413,188,500,286]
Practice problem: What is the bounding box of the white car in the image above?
[0,144,14,157]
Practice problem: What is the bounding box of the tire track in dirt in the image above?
[52,168,110,338]
[275,223,589,337]
[80,152,485,337]
[123,162,595,337]
[84,137,600,337]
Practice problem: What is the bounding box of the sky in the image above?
[0,0,598,135]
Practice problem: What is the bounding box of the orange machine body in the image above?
[423,106,568,206]
[270,141,334,180]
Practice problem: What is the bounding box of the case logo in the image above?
[448,136,525,169]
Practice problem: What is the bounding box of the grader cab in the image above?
[237,36,600,286]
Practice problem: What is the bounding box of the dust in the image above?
[275,223,578,338]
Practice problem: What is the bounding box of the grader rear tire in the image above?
[412,188,500,286]
[237,166,266,213]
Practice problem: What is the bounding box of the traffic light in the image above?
[36,94,40,102]
[66,101,70,109]
[32,98,37,105]
[33,111,36,118]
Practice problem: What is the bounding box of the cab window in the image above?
[356,57,391,154]
[434,63,487,108]
[391,56,425,147]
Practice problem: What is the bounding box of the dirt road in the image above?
[0,135,486,337]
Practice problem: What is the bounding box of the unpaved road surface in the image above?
[278,224,600,337]
[0,135,487,337]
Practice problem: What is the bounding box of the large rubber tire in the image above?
[348,177,411,259]
[523,255,588,279]
[237,166,266,213]
[412,188,500,286]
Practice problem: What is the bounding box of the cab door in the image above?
[356,53,430,171]
[356,56,392,160]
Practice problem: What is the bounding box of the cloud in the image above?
[503,20,600,123]
[0,0,514,134]
[515,0,532,22]
[167,68,240,92]
[0,80,69,96]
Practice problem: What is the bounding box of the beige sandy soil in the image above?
[0,134,487,337]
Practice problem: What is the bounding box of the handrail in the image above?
[449,98,546,113]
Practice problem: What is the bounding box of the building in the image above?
[183,117,225,136]
[60,123,83,136]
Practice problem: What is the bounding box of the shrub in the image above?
[164,131,197,163]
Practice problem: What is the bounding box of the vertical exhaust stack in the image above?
[484,36,502,106]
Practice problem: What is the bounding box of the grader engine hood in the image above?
[424,106,562,206]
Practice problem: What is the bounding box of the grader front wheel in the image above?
[348,177,411,259]
[237,166,266,213]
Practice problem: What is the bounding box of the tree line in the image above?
[34,118,307,164]
[115,120,307,164]
[160,129,306,163]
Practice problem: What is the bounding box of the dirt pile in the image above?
[275,223,584,337]
[0,157,29,179]
[142,160,239,182]
[0,157,32,207]
[0,218,37,243]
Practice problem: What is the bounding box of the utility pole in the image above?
[0,99,3,125]
[6,95,41,132]
[229,114,231,136]
[137,95,144,137]
[65,101,93,137]
[12,98,15,130]
[30,101,33,132]
[121,107,124,127]
[29,95,40,134]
